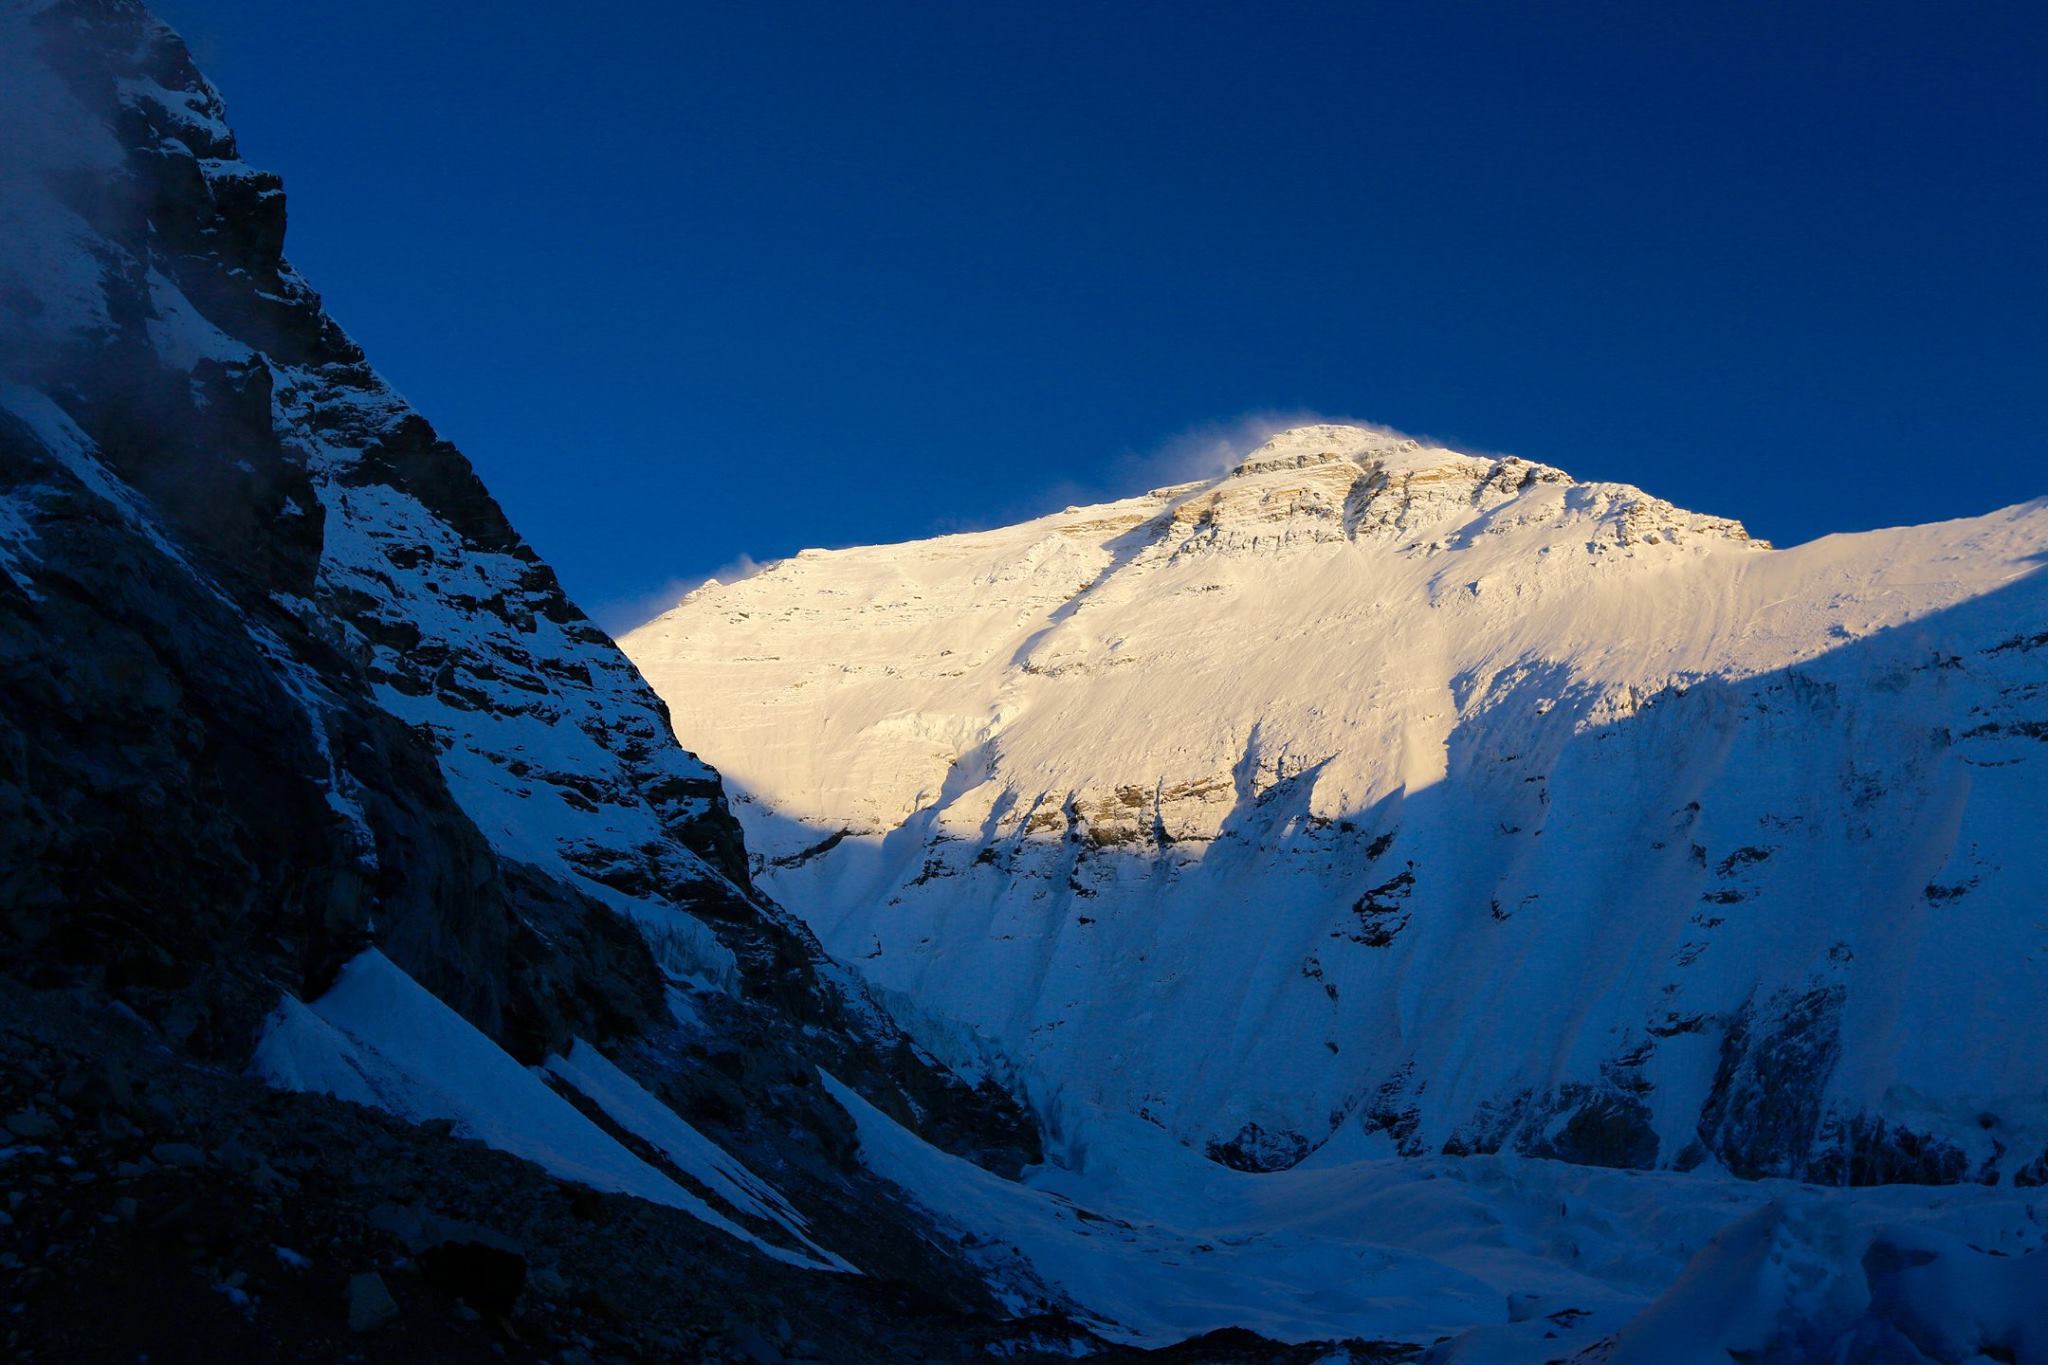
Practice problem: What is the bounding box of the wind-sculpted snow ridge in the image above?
[627,422,2048,1189]
[1,0,1034,1289]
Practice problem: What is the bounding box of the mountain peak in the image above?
[1162,421,1756,555]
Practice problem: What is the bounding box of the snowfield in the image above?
[253,950,2048,1359]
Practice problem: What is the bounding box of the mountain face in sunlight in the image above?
[627,422,2048,1184]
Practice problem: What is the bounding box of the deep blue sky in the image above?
[155,1,2046,629]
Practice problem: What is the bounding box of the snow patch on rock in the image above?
[253,950,843,1271]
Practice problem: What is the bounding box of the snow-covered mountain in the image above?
[8,3,2047,1358]
[626,422,2048,1185]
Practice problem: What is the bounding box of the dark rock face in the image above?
[1524,1087,1659,1171]
[1,0,1032,1185]
[1207,1122,1313,1173]
[1692,985,1845,1180]
[0,405,371,1054]
[1808,1118,1972,1188]
[1437,1084,1658,1172]
[417,1241,528,1320]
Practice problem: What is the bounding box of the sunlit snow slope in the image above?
[625,425,2048,1183]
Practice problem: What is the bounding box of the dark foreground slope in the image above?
[0,988,1033,1363]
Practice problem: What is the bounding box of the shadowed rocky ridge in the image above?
[0,0,1036,1160]
[0,2,1095,1357]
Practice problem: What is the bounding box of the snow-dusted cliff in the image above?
[0,0,1038,1327]
[627,423,2048,1184]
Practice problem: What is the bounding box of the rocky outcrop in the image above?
[1162,424,1760,558]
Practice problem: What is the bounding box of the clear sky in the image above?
[154,1,2046,630]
